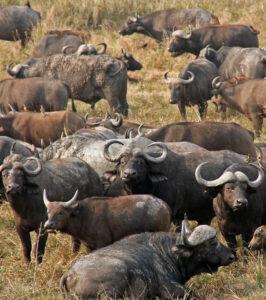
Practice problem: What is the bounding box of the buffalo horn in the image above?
[63,190,79,208]
[97,43,107,54]
[172,30,191,39]
[10,142,16,154]
[104,140,125,162]
[8,104,17,113]
[142,142,167,164]
[6,64,19,76]
[110,113,123,127]
[23,157,42,176]
[43,189,51,207]
[181,213,192,246]
[62,45,74,54]
[212,76,222,89]
[185,225,216,247]
[234,163,264,188]
[178,71,195,85]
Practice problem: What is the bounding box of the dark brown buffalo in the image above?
[248,226,266,251]
[212,77,266,137]
[44,192,171,251]
[0,154,102,263]
[119,8,219,41]
[196,162,265,251]
[0,2,41,47]
[0,77,76,113]
[60,218,234,299]
[168,24,259,57]
[146,121,257,159]
[32,30,87,57]
[0,110,85,147]
[117,49,143,71]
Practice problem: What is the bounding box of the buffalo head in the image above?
[248,225,266,251]
[195,162,264,212]
[43,189,79,231]
[164,71,195,104]
[62,43,107,56]
[0,154,41,196]
[168,30,192,57]
[172,215,235,272]
[119,16,145,36]
[119,49,143,71]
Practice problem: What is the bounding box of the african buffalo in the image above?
[248,226,266,251]
[212,77,266,137]
[117,49,143,71]
[62,42,107,56]
[0,76,76,113]
[0,154,102,263]
[119,8,219,41]
[32,30,87,57]
[146,121,257,158]
[196,162,265,251]
[60,217,234,299]
[0,110,85,147]
[168,24,259,57]
[0,2,41,47]
[8,54,128,115]
[164,58,219,120]
[44,192,170,251]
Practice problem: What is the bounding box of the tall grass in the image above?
[0,0,265,299]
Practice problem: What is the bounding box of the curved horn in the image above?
[110,113,123,127]
[186,225,217,247]
[172,30,191,39]
[124,128,134,139]
[195,162,236,187]
[6,64,19,77]
[142,142,167,164]
[164,71,171,83]
[181,213,192,246]
[137,124,144,137]
[62,45,74,54]
[22,157,42,176]
[234,164,264,188]
[10,142,16,154]
[97,43,107,54]
[63,190,79,208]
[179,71,195,85]
[212,76,222,89]
[8,104,17,113]
[103,140,125,162]
[109,60,124,77]
[43,189,51,208]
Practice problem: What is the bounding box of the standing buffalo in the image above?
[0,2,41,47]
[248,226,266,251]
[32,30,87,57]
[0,76,75,113]
[164,58,218,120]
[0,110,86,147]
[212,77,266,137]
[0,154,102,263]
[44,193,171,251]
[195,162,265,251]
[168,25,259,57]
[60,217,234,299]
[119,8,219,41]
[8,54,128,115]
[146,121,257,158]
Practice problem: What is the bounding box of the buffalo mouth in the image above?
[232,203,248,212]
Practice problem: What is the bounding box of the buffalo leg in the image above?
[16,225,32,263]
[223,232,237,253]
[250,114,263,137]
[160,280,185,299]
[34,224,48,264]
[72,237,81,253]
[128,278,147,299]
[177,101,187,121]
[198,102,208,120]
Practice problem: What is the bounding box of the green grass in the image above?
[0,0,265,299]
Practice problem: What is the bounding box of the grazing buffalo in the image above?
[248,226,266,251]
[32,30,87,57]
[103,136,246,223]
[119,8,219,41]
[201,46,266,80]
[164,58,219,120]
[60,217,234,299]
[212,77,266,137]
[0,76,75,113]
[0,2,41,47]
[0,154,102,263]
[44,192,171,251]
[8,54,128,115]
[168,25,259,57]
[195,162,265,251]
[0,110,85,147]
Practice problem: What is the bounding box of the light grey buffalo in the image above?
[8,54,128,115]
[0,2,41,47]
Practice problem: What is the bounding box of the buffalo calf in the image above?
[248,226,266,251]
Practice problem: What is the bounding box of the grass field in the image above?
[0,0,265,299]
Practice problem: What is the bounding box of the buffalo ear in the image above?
[171,245,193,258]
[70,205,80,217]
[203,186,221,198]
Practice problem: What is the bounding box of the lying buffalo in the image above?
[168,24,259,57]
[0,76,75,113]
[0,2,41,47]
[0,154,102,263]
[44,192,170,251]
[32,30,87,57]
[146,121,256,158]
[248,226,266,251]
[8,54,128,115]
[60,217,234,299]
[0,110,85,147]
[212,77,266,137]
[196,162,265,251]
[164,58,218,120]
[119,8,219,41]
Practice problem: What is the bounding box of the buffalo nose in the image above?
[124,169,136,178]
[228,253,235,262]
[6,184,19,193]
[44,220,55,230]
[237,198,247,206]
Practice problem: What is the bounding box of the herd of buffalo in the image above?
[0,2,266,299]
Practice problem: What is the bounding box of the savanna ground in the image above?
[0,0,265,299]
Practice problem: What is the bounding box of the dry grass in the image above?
[0,0,266,299]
